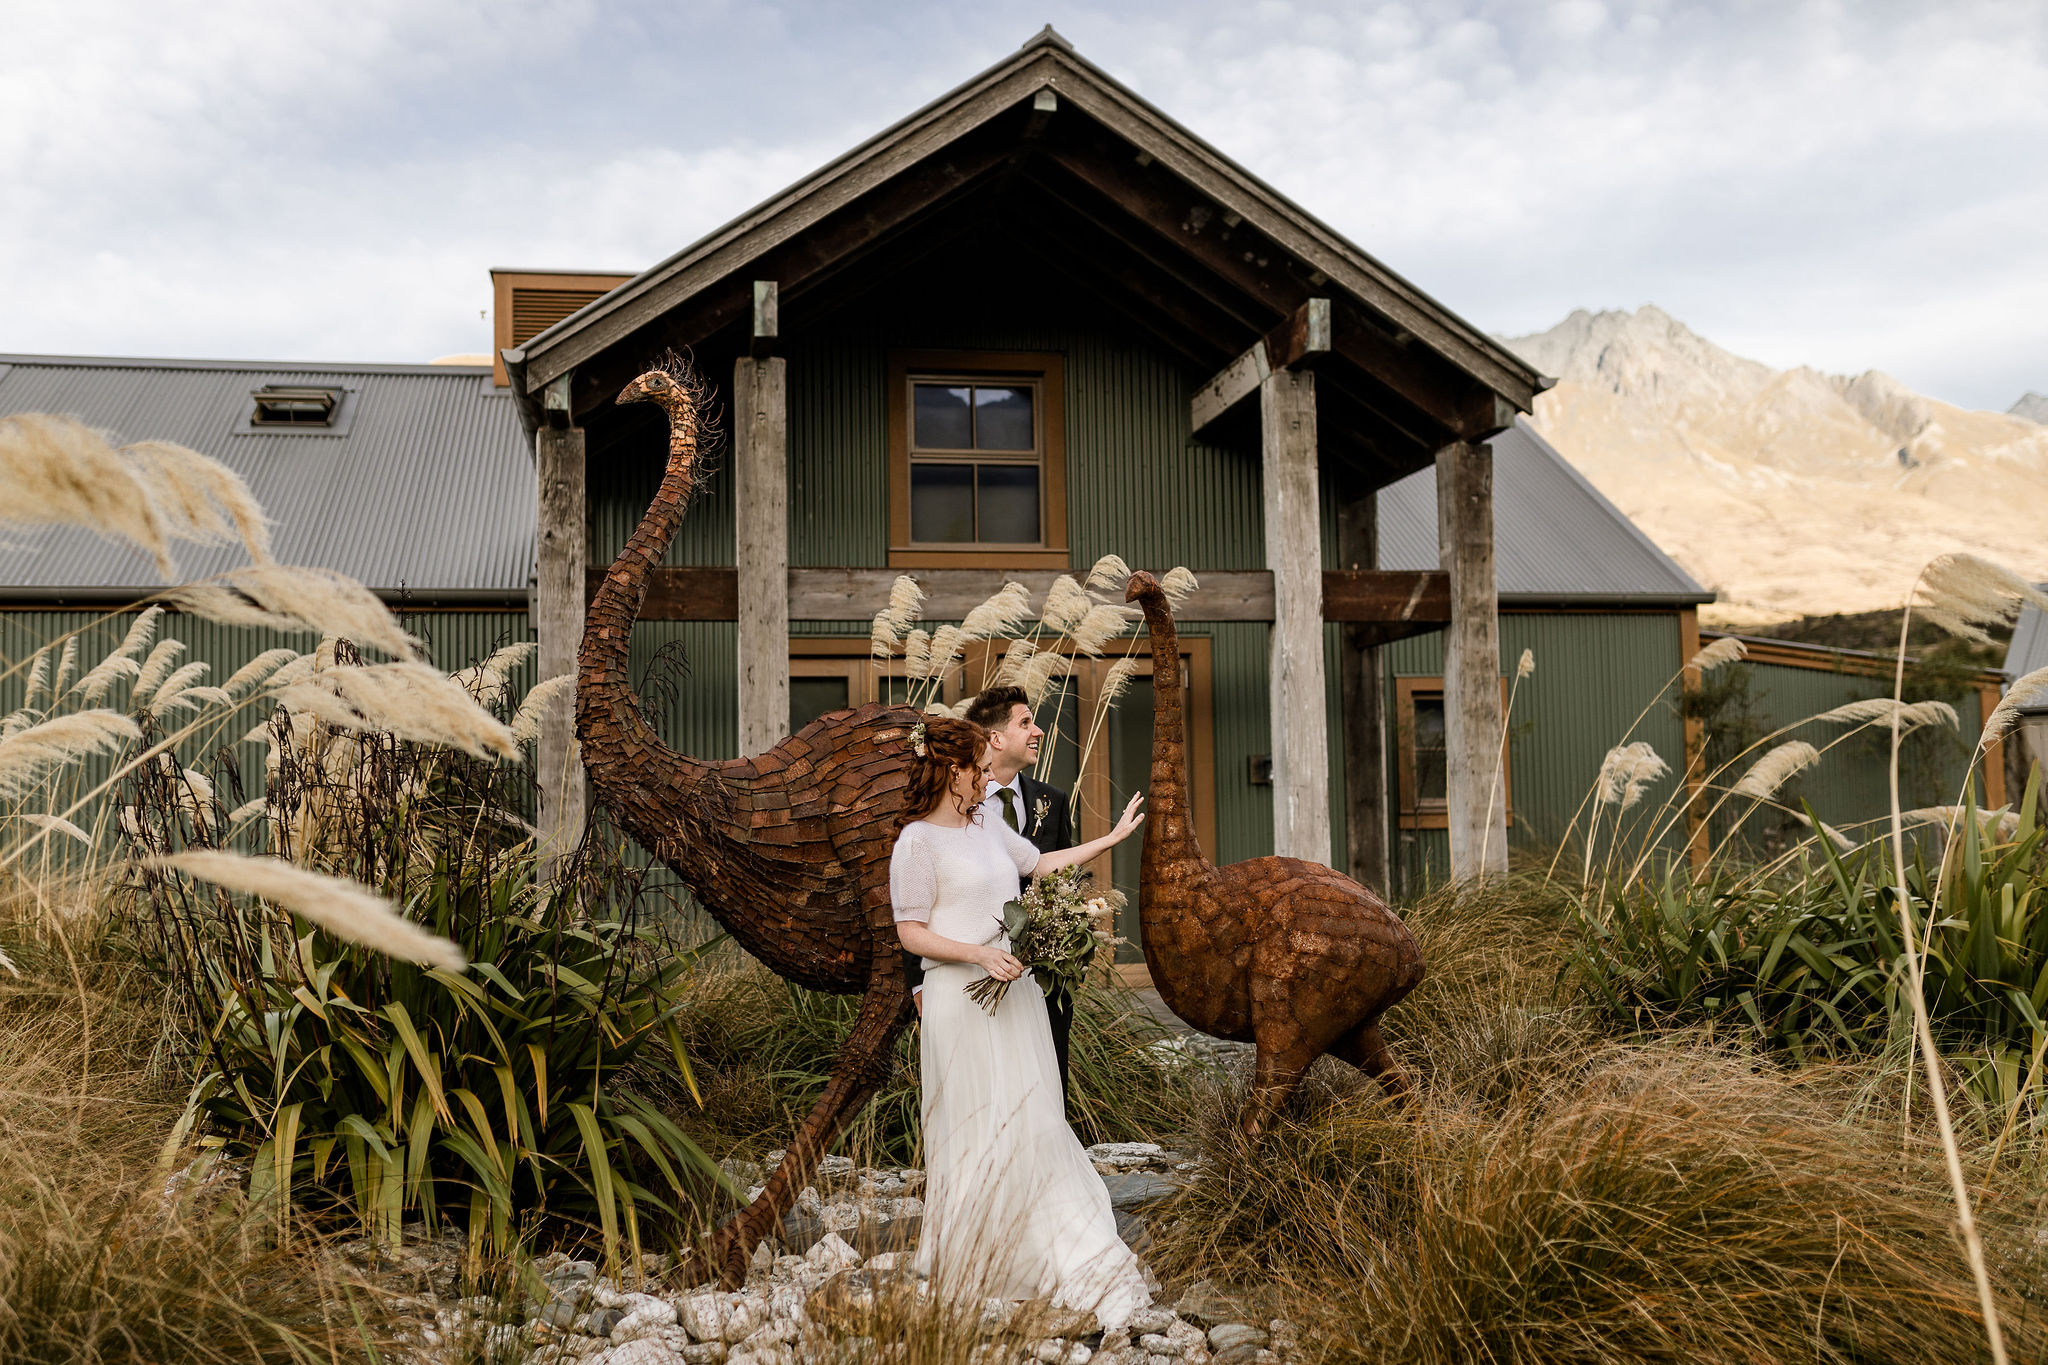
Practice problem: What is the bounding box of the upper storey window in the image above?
[889,352,1067,569]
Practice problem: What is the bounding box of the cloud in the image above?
[1,0,2043,408]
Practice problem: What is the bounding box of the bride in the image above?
[889,715,1153,1328]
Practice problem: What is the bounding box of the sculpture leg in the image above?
[1331,1018,1414,1106]
[1240,1039,1316,1139]
[677,963,910,1287]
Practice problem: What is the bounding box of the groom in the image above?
[906,684,1084,1102]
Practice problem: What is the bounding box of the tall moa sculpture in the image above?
[581,362,921,1285]
[1125,570,1425,1135]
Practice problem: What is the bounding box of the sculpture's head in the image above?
[616,368,680,407]
[1124,570,1161,604]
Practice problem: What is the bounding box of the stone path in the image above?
[375,1144,1293,1365]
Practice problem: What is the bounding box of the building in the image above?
[2003,595,2048,798]
[18,30,1999,944]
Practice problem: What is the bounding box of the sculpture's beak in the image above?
[1124,571,1156,603]
[616,374,652,406]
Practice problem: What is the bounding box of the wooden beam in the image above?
[1337,494,1390,894]
[582,566,1453,626]
[535,417,588,861]
[1679,607,1710,868]
[1262,366,1331,864]
[734,355,789,758]
[1192,298,1330,435]
[1436,441,1507,877]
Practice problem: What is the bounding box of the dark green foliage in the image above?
[1573,776,2048,1072]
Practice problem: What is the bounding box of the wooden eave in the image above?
[507,28,1544,435]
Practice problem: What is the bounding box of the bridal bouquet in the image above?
[965,867,1123,1015]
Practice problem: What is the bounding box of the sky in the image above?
[2,0,2043,412]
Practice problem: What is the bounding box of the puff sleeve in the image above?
[889,825,937,923]
[995,818,1042,878]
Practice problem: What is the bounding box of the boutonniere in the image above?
[1031,796,1050,834]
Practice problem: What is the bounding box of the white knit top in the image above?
[889,816,1042,969]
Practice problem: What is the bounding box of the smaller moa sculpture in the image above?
[1124,571,1425,1135]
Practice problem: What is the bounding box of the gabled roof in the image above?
[505,27,1544,472]
[1378,418,1712,606]
[0,354,532,600]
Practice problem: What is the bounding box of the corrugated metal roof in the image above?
[0,354,533,598]
[1377,418,1711,605]
[2005,595,2048,711]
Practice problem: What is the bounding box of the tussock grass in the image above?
[1149,878,2048,1365]
[0,918,388,1364]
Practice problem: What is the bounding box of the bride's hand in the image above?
[1108,791,1146,843]
[975,945,1024,981]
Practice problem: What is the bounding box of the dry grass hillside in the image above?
[1502,307,2048,626]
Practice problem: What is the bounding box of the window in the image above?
[888,352,1067,569]
[1395,677,1512,830]
[250,386,340,426]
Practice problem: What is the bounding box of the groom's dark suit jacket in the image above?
[905,772,1080,1094]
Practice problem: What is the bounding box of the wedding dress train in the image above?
[916,958,1152,1329]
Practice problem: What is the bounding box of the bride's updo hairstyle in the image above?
[893,715,988,841]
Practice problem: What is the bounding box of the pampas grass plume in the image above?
[1069,603,1134,656]
[0,710,142,797]
[20,811,90,845]
[869,613,896,660]
[1596,741,1668,809]
[886,575,924,632]
[131,639,186,704]
[1983,665,2048,744]
[0,414,177,574]
[1689,637,1747,673]
[71,650,141,705]
[509,674,575,743]
[995,638,1037,685]
[1733,740,1821,799]
[1040,576,1090,633]
[924,624,965,678]
[123,438,272,564]
[223,648,298,697]
[1516,648,1535,680]
[902,629,932,678]
[23,647,52,705]
[212,565,416,660]
[281,661,519,760]
[1916,553,2048,644]
[1160,566,1198,608]
[960,581,1032,640]
[150,850,466,970]
[1085,554,1131,594]
[1099,656,1139,706]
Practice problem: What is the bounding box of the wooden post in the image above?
[1678,608,1711,867]
[1261,366,1332,864]
[1337,491,1389,892]
[535,372,587,861]
[734,319,789,758]
[1436,441,1507,878]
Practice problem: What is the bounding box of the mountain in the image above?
[2012,392,2048,424]
[1499,307,2048,626]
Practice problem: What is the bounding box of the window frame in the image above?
[1395,676,1513,831]
[887,350,1068,569]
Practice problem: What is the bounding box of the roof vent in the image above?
[250,384,341,426]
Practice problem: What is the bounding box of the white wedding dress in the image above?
[890,816,1152,1329]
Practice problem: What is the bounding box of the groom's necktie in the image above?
[997,787,1020,832]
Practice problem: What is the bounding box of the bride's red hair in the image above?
[892,715,988,842]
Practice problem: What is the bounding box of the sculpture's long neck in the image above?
[1138,596,1203,871]
[577,394,724,830]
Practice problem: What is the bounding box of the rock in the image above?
[1101,1173,1182,1209]
[1172,1281,1254,1327]
[1149,1355,1177,1365]
[676,1294,726,1343]
[778,1212,823,1253]
[979,1297,1015,1332]
[602,1341,685,1365]
[1125,1310,1175,1337]
[818,1155,856,1180]
[804,1232,860,1271]
[588,1307,626,1337]
[720,1298,767,1343]
[1085,1142,1164,1167]
[611,1297,678,1342]
[749,1241,775,1275]
[1112,1209,1153,1256]
[1137,1335,1180,1357]
[864,1251,904,1273]
[681,1345,727,1365]
[1206,1325,1267,1354]
[538,1297,580,1329]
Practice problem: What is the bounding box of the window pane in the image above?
[913,384,972,449]
[1414,696,1448,804]
[976,465,1040,543]
[910,463,975,542]
[790,676,850,734]
[973,386,1034,450]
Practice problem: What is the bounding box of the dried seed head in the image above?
[1160,567,1198,609]
[1689,637,1747,673]
[1732,740,1821,800]
[1983,665,2048,745]
[995,638,1037,686]
[509,674,576,744]
[1040,577,1091,633]
[1595,741,1669,808]
[0,710,142,798]
[1915,554,2048,644]
[148,850,466,970]
[1085,554,1132,595]
[1516,648,1535,680]
[1069,604,1135,657]
[131,640,187,705]
[886,575,925,633]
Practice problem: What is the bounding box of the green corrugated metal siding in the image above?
[1378,613,1688,891]
[1731,660,1983,840]
[590,432,737,566]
